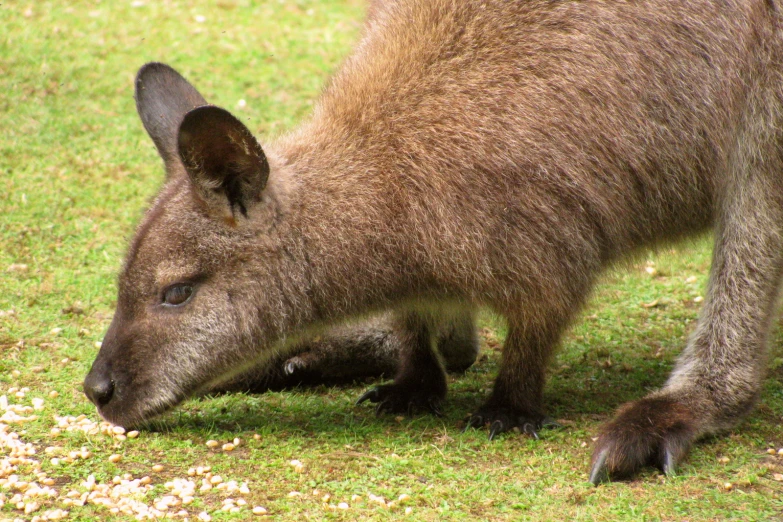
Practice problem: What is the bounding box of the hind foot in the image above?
[589,397,698,484]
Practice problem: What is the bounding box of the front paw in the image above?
[283,355,310,376]
[463,404,559,441]
[356,382,445,417]
[589,397,697,484]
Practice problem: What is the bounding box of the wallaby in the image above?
[208,311,479,393]
[84,0,783,483]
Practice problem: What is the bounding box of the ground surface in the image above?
[1,1,782,520]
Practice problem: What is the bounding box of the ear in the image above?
[178,105,270,220]
[135,62,208,176]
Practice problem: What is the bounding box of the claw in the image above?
[661,447,677,477]
[589,448,610,486]
[488,419,504,441]
[540,417,562,430]
[522,422,539,440]
[284,361,297,376]
[356,388,380,405]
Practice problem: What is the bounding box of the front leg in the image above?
[357,310,447,416]
[465,321,561,440]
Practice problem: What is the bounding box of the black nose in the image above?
[84,372,115,407]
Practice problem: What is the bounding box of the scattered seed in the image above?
[252,506,268,515]
[253,433,261,440]
[724,482,733,490]
[152,464,164,472]
[206,440,219,448]
[48,390,59,398]
[289,459,304,472]
[368,494,386,506]
[773,474,783,481]
[768,448,777,455]
[222,442,235,451]
[108,454,122,463]
[127,430,139,439]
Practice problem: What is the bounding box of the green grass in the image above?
[1,1,782,520]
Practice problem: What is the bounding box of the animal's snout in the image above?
[83,368,115,408]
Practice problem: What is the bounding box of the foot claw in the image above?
[488,420,504,441]
[356,388,380,405]
[522,422,539,440]
[464,405,553,441]
[589,448,610,486]
[661,447,677,477]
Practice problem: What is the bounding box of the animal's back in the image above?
[285,0,782,275]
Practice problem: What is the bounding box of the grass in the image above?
[1,1,782,520]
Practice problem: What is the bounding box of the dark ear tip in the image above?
[135,62,181,96]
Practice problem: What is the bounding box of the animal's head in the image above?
[84,63,302,427]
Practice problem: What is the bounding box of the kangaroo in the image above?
[84,0,783,483]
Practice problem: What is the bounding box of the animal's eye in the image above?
[162,284,194,306]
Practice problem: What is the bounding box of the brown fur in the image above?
[85,0,783,482]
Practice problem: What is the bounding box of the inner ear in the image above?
[178,105,270,220]
[135,63,208,176]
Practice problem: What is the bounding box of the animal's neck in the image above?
[274,126,421,327]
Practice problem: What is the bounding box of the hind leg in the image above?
[590,161,783,483]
